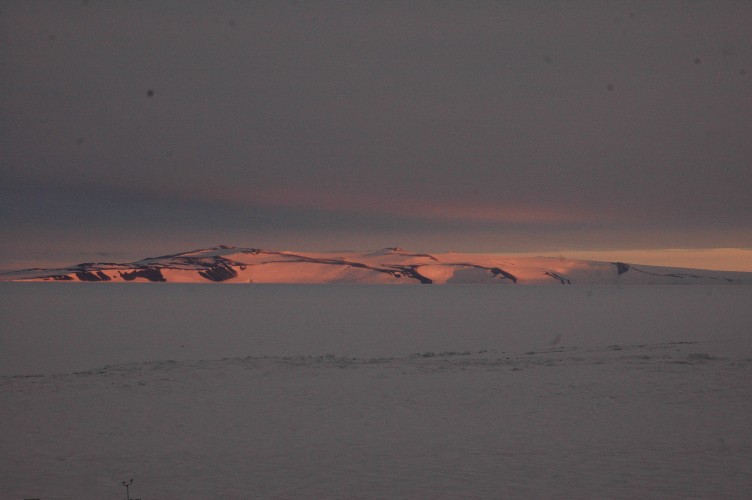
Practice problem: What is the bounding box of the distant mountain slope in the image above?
[2,246,751,285]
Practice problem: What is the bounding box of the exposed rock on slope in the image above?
[2,246,750,285]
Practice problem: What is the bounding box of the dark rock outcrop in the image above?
[120,268,166,282]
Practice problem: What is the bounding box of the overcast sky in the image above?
[1,1,751,269]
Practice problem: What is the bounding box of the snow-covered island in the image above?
[2,245,751,284]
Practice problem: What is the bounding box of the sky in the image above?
[1,1,751,270]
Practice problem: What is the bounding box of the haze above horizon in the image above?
[2,2,750,270]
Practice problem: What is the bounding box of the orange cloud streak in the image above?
[206,185,593,225]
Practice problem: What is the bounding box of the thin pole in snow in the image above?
[122,478,133,500]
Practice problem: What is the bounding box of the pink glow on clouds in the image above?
[195,185,593,225]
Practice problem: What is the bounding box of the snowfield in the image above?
[3,245,751,285]
[1,284,751,499]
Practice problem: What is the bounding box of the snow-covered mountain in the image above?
[2,245,751,284]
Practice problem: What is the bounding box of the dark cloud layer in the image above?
[1,1,751,264]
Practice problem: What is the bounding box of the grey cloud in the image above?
[1,1,751,261]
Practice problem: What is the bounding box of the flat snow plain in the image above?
[1,284,751,499]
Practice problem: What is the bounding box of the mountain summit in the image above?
[2,246,750,285]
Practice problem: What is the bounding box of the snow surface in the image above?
[1,284,752,498]
[3,246,751,284]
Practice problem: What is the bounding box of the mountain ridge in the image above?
[2,245,751,285]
